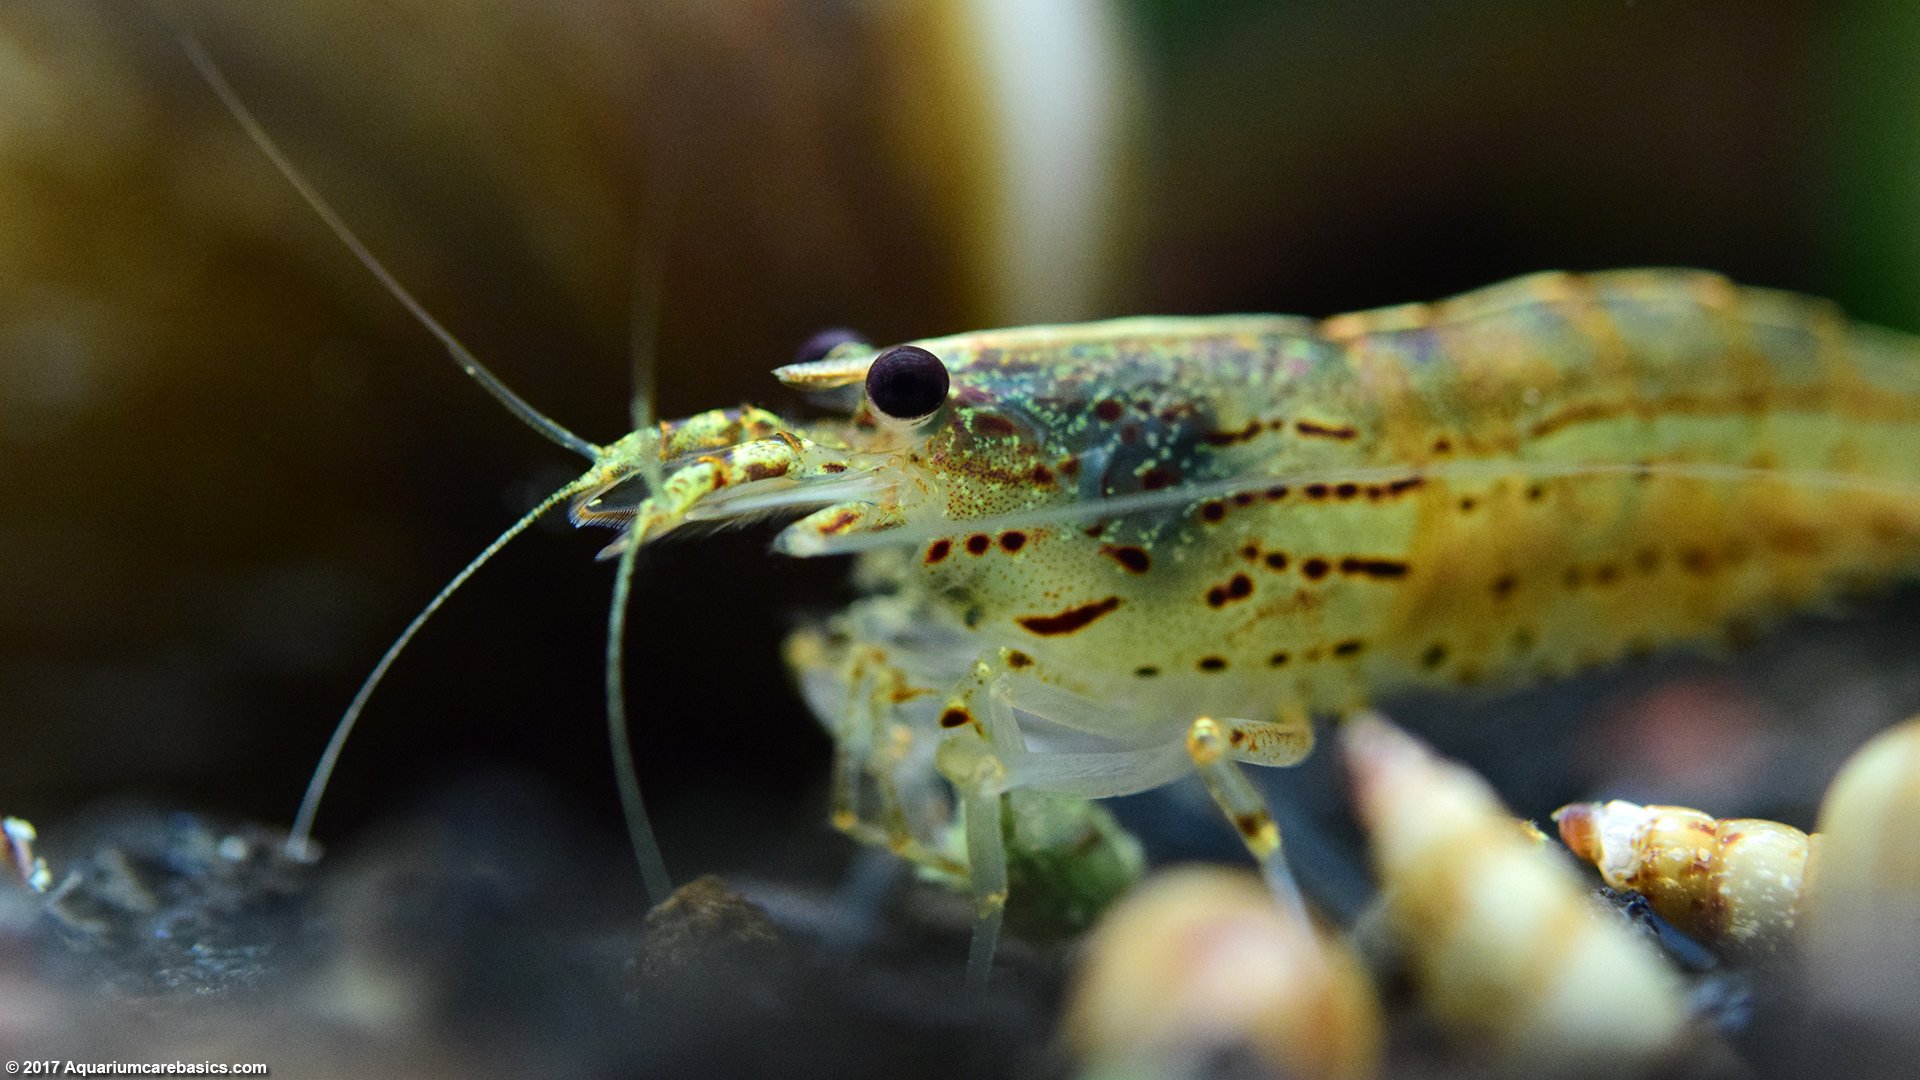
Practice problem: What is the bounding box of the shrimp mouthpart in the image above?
[568,419,901,559]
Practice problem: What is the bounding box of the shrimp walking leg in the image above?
[934,727,1011,986]
[1186,716,1311,922]
[824,645,965,877]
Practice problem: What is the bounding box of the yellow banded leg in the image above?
[1187,716,1310,923]
[825,651,878,839]
[935,730,1009,986]
[818,642,963,877]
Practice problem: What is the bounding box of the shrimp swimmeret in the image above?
[184,40,1920,982]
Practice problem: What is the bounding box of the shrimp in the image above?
[733,273,1920,976]
[185,40,1920,984]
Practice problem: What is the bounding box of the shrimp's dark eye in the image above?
[792,327,867,366]
[865,344,949,419]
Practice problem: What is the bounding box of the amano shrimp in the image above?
[598,269,1920,974]
[186,40,1920,981]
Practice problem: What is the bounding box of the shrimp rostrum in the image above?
[587,270,1920,972]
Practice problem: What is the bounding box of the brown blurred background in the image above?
[3,0,1918,885]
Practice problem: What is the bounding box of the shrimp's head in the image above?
[578,324,1175,558]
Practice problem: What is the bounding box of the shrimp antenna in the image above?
[594,93,682,904]
[287,476,596,859]
[623,89,680,488]
[179,33,601,462]
[602,236,675,903]
[605,534,673,903]
[622,224,670,499]
[627,223,667,437]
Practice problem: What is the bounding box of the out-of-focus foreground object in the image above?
[1061,865,1381,1080]
[1801,715,1920,1030]
[1343,713,1690,1075]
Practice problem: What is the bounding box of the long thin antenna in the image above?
[286,476,594,859]
[180,34,602,462]
[627,227,667,436]
[605,533,673,903]
[624,74,681,497]
[625,233,669,501]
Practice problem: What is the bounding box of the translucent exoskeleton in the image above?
[185,37,1920,984]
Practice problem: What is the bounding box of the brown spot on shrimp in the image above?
[1339,557,1409,580]
[1203,572,1253,609]
[1017,596,1122,636]
[1102,545,1151,573]
[966,534,992,556]
[743,458,789,482]
[925,539,952,564]
[972,413,1018,437]
[1201,419,1266,446]
[1294,419,1359,440]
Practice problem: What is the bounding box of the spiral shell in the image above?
[1061,866,1383,1080]
[1341,714,1688,1072]
[1801,716,1920,1026]
[1553,800,1809,959]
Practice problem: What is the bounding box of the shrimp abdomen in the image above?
[1335,269,1920,693]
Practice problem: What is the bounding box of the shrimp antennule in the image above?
[287,475,598,859]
